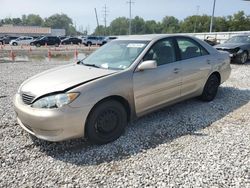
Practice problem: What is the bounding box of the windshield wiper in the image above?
[78,61,100,68]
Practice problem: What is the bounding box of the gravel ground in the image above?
[0,60,249,187]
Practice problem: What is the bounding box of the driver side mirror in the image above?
[137,60,157,71]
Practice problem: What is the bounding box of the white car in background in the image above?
[10,36,34,46]
[82,36,105,46]
[102,36,118,45]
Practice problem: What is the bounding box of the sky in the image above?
[1,0,250,32]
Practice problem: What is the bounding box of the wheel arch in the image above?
[85,95,132,128]
[210,71,221,84]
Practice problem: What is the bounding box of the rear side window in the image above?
[177,37,209,60]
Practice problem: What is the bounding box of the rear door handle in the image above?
[207,59,211,64]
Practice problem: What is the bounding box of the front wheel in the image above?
[236,51,248,64]
[199,74,220,102]
[86,100,127,144]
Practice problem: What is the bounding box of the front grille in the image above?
[21,93,35,105]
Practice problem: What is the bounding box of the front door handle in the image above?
[173,68,180,74]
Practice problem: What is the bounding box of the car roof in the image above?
[117,34,195,41]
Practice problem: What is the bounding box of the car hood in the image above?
[20,64,117,97]
[215,43,245,49]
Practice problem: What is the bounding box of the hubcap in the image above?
[95,109,119,134]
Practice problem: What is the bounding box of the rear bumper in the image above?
[14,94,91,142]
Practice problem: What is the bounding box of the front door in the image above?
[133,37,181,115]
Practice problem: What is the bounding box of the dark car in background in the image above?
[61,37,82,45]
[215,35,250,64]
[59,36,67,40]
[31,36,61,47]
[0,36,18,44]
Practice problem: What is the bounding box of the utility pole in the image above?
[94,8,100,35]
[127,0,134,35]
[194,5,200,33]
[103,4,109,36]
[209,0,216,33]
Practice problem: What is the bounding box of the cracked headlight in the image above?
[31,93,79,109]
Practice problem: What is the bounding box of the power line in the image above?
[194,5,200,33]
[102,4,109,36]
[127,0,134,35]
[94,8,100,35]
[210,0,216,32]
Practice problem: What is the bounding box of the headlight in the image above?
[233,47,240,53]
[31,92,79,109]
[237,48,243,54]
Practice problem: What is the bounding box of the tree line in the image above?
[0,14,78,35]
[1,11,250,36]
[94,11,250,35]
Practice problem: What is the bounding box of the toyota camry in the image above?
[14,34,231,144]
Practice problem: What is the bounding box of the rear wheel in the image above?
[87,42,92,46]
[36,43,41,47]
[13,42,18,46]
[199,74,220,102]
[86,100,127,144]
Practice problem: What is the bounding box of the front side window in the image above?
[143,38,176,66]
[82,40,149,70]
[177,37,209,60]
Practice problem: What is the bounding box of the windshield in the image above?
[81,40,149,70]
[225,36,250,44]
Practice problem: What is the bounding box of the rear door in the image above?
[176,37,212,97]
[133,37,181,115]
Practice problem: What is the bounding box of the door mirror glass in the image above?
[137,60,157,71]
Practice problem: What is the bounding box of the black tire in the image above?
[55,43,59,47]
[236,51,248,64]
[200,74,220,102]
[13,42,18,46]
[36,43,41,47]
[86,100,127,144]
[87,42,92,46]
